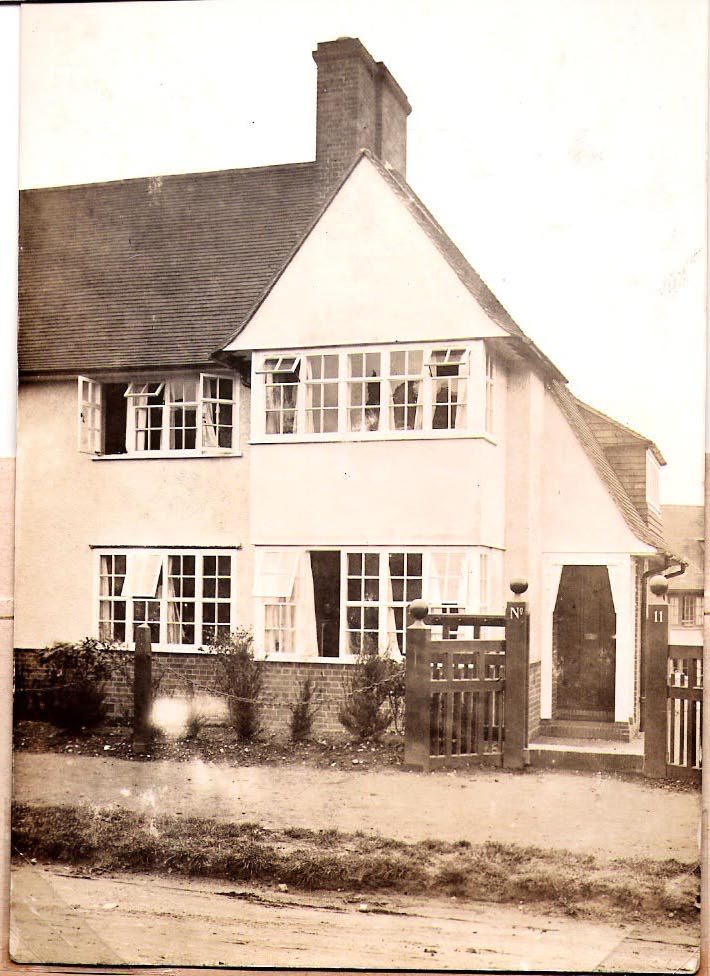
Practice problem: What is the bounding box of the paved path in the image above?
[10,863,700,971]
[13,753,701,861]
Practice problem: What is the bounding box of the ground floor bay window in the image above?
[253,547,502,660]
[95,548,238,649]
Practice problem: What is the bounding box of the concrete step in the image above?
[529,736,644,774]
[538,719,628,742]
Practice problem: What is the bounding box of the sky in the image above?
[9,0,709,502]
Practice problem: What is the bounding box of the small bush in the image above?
[38,637,122,730]
[206,629,262,741]
[338,653,398,740]
[289,677,320,742]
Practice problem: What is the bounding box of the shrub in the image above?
[206,629,262,741]
[381,657,406,733]
[38,637,122,730]
[289,677,320,743]
[338,653,398,740]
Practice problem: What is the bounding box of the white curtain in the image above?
[295,552,318,655]
[454,375,467,430]
[384,570,400,656]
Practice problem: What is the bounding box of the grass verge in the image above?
[12,802,699,924]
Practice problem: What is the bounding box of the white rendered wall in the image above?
[225,156,510,354]
[14,380,253,647]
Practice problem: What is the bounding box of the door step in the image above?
[529,736,644,774]
[538,719,632,742]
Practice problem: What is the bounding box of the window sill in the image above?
[255,654,403,665]
[91,450,242,461]
[251,430,497,446]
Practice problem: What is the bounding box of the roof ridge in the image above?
[21,160,318,195]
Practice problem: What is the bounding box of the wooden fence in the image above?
[645,603,703,782]
[404,600,529,772]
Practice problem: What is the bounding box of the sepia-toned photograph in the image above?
[7,0,706,970]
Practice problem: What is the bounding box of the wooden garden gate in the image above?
[404,599,530,771]
[645,602,703,782]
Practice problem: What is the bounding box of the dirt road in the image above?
[10,863,700,971]
[13,753,700,860]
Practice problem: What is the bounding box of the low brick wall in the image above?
[14,648,354,738]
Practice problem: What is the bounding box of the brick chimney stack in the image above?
[312,38,411,193]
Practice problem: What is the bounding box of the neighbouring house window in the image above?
[78,373,237,455]
[387,552,423,653]
[485,351,495,434]
[346,552,380,654]
[349,352,382,432]
[428,349,468,430]
[304,354,339,434]
[669,593,703,627]
[389,350,424,431]
[97,549,235,648]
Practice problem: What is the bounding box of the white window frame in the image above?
[253,545,500,661]
[254,344,489,442]
[95,548,238,651]
[78,376,103,453]
[485,351,495,435]
[79,372,239,458]
[670,592,703,628]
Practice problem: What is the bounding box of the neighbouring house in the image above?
[662,505,704,648]
[15,37,682,739]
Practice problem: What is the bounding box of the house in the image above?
[15,37,680,739]
[662,505,704,648]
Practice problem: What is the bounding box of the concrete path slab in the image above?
[10,863,699,971]
[13,753,701,861]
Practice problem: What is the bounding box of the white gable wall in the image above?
[225,156,510,352]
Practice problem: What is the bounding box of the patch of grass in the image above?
[11,802,700,924]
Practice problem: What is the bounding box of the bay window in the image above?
[254,547,500,659]
[78,372,237,456]
[97,548,236,648]
[256,344,492,439]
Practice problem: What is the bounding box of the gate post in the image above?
[133,623,153,755]
[404,600,431,771]
[644,583,669,779]
[504,582,529,770]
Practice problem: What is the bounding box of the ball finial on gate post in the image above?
[649,575,669,598]
[510,578,528,596]
[409,599,429,622]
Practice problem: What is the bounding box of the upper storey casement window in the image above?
[485,351,495,435]
[254,345,493,441]
[78,372,237,457]
[427,348,467,430]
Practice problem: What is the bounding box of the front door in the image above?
[553,565,616,720]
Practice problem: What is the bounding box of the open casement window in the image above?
[257,356,301,435]
[78,377,103,453]
[427,349,469,431]
[98,550,235,648]
[253,550,300,654]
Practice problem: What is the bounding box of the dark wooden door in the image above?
[554,565,616,719]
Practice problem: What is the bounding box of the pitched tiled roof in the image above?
[548,380,667,551]
[574,397,666,465]
[19,162,321,374]
[662,505,704,589]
